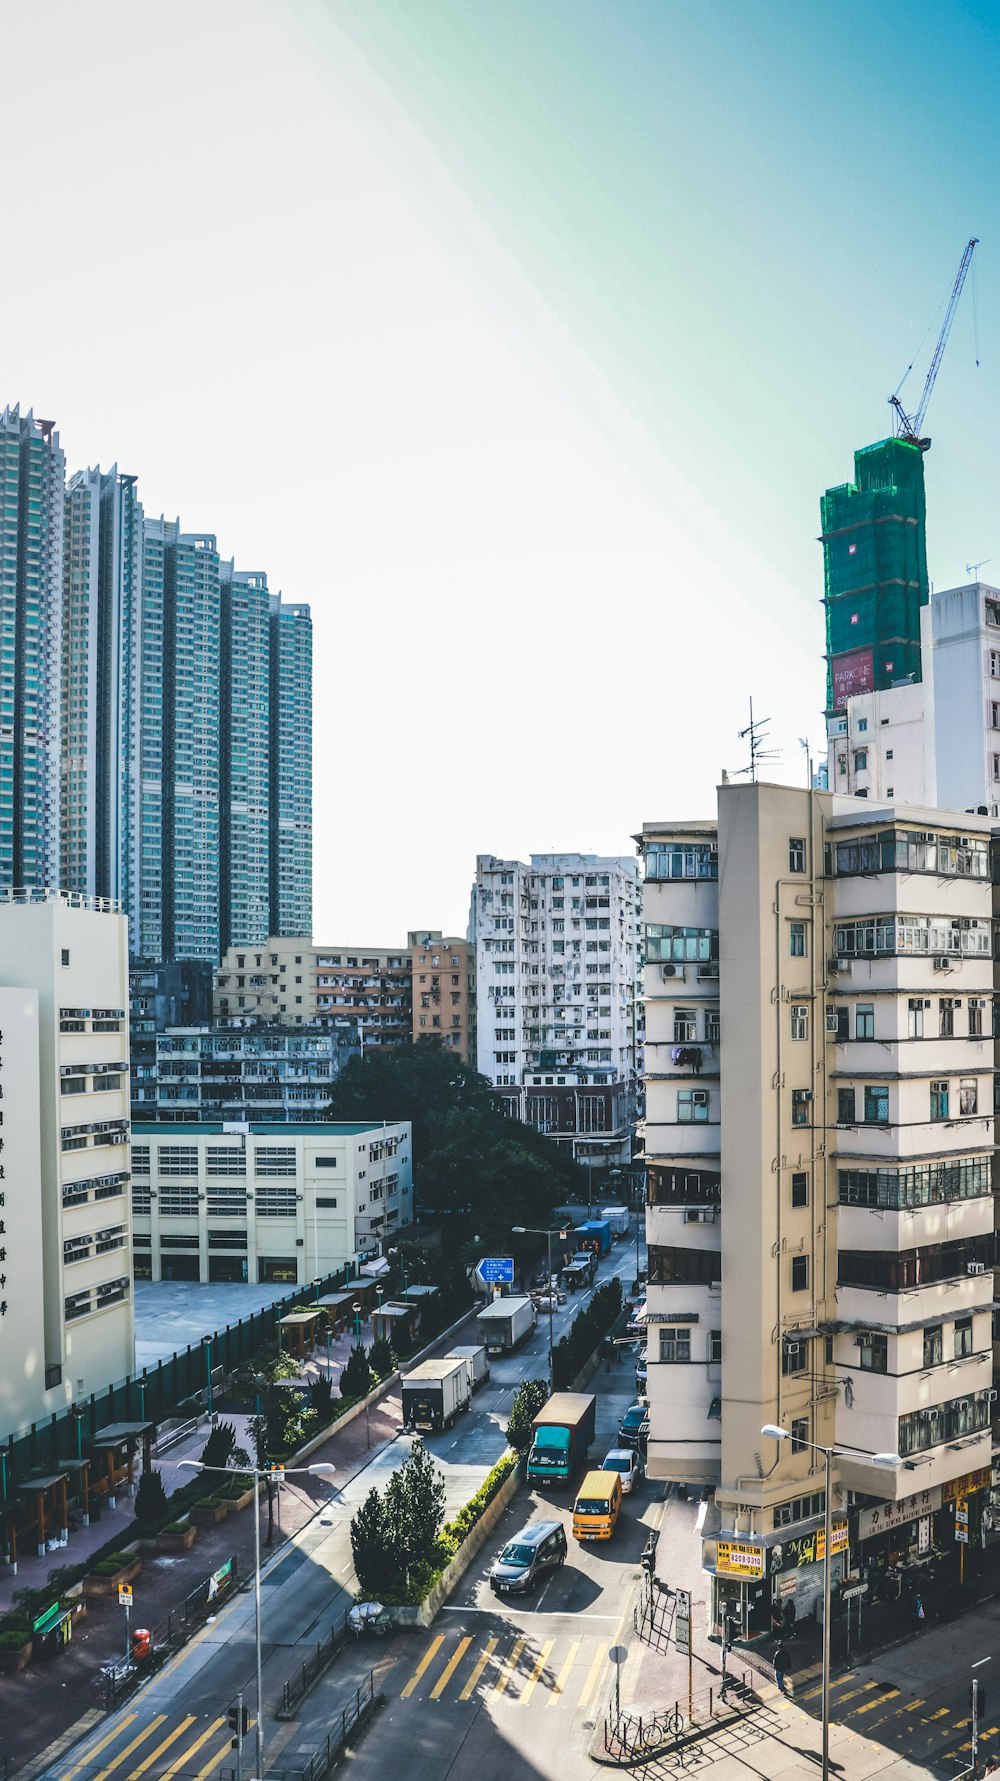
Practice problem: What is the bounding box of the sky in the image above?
[4,0,999,939]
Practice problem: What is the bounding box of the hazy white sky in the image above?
[5,0,996,939]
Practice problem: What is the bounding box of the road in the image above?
[41,1221,646,1781]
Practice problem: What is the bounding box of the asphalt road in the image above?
[41,1228,647,1781]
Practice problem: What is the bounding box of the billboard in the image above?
[833,648,874,706]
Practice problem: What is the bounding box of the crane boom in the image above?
[889,236,978,449]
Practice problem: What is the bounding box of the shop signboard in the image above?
[955,1498,969,1526]
[833,648,874,705]
[956,1526,969,1544]
[943,1469,991,1503]
[917,1516,931,1556]
[857,1487,941,1540]
[776,1521,849,1569]
[714,1540,766,1579]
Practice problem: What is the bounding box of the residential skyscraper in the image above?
[0,406,65,890]
[220,565,271,954]
[269,595,312,938]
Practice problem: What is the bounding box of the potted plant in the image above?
[156,1519,197,1553]
[83,1548,142,1596]
[190,1494,230,1527]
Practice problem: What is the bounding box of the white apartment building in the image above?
[0,892,133,1443]
[473,852,640,1163]
[639,786,997,1637]
[130,1119,412,1286]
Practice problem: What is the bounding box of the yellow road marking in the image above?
[431,1637,472,1700]
[492,1637,525,1699]
[60,1715,138,1781]
[801,1677,876,1704]
[578,1646,606,1709]
[159,1718,226,1781]
[854,1688,899,1715]
[459,1636,498,1701]
[548,1641,581,1705]
[131,1717,196,1779]
[982,1727,999,1741]
[925,1707,950,1720]
[192,1735,239,1781]
[831,1684,882,1711]
[401,1634,445,1699]
[520,1640,554,1706]
[907,1700,926,1713]
[89,1718,168,1781]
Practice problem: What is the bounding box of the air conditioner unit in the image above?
[968,1262,986,1275]
[988,1389,998,1403]
[784,1341,801,1356]
[919,1408,938,1421]
[933,957,952,972]
[856,1333,873,1348]
[697,964,720,980]
[661,964,684,980]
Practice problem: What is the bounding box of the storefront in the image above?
[703,1520,848,1641]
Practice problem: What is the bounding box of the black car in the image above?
[489,1520,568,1595]
[618,1403,650,1453]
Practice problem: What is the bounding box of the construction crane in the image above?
[888,236,978,450]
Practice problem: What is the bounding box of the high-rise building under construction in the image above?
[821,436,929,715]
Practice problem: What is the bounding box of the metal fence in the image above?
[100,1553,239,1710]
[272,1672,377,1781]
[603,1672,759,1762]
[277,1604,352,1718]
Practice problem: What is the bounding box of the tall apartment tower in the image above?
[639,785,996,1635]
[0,892,133,1442]
[62,467,143,902]
[220,565,271,954]
[269,595,312,939]
[0,407,65,890]
[473,852,640,1162]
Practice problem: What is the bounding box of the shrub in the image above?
[505,1379,549,1453]
[200,1420,237,1471]
[134,1467,169,1525]
[443,1453,519,1551]
[308,1376,336,1421]
[159,1521,191,1537]
[368,1335,395,1381]
[0,1629,32,1649]
[350,1439,446,1599]
[340,1342,372,1401]
[552,1278,622,1389]
[90,1551,138,1577]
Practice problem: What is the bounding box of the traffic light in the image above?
[970,1682,987,1716]
[227,1704,250,1744]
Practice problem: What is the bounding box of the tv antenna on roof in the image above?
[966,559,991,580]
[732,699,780,784]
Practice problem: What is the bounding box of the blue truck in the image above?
[575,1218,612,1257]
[526,1392,597,1486]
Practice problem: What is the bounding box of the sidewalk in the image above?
[0,1308,475,1775]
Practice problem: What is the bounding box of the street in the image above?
[37,1222,646,1781]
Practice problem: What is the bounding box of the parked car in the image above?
[635,1348,648,1392]
[533,1290,565,1312]
[601,1447,644,1495]
[489,1520,568,1596]
[618,1403,650,1453]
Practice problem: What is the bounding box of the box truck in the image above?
[575,1218,612,1256]
[445,1344,490,1391]
[526,1392,597,1486]
[601,1207,630,1241]
[401,1356,472,1432]
[476,1296,536,1355]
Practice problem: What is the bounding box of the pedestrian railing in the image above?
[271,1672,377,1781]
[99,1553,239,1710]
[603,1672,759,1761]
[276,1605,353,1719]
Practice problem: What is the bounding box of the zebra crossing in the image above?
[779,1668,1000,1766]
[398,1630,610,1710]
[46,1711,241,1781]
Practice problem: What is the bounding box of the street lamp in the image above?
[761,1426,900,1781]
[512,1225,567,1388]
[352,1300,362,1340]
[180,1458,335,1779]
[312,1276,322,1307]
[202,1336,214,1421]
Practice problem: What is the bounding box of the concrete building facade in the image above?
[639,786,997,1635]
[473,853,641,1163]
[0,892,133,1442]
[130,1025,357,1123]
[130,1119,412,1285]
[408,931,476,1064]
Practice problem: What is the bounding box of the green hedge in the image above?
[552,1278,623,1390]
[442,1453,520,1554]
[0,1628,31,1650]
[88,1548,139,1577]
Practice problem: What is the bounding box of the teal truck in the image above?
[526,1392,597,1486]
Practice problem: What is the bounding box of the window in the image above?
[960,1078,978,1116]
[898,1392,992,1456]
[992,650,1000,678]
[969,998,986,1036]
[782,1340,808,1376]
[939,998,957,1037]
[923,1326,942,1368]
[789,838,806,873]
[838,1234,996,1291]
[316,1157,338,1168]
[791,1004,808,1040]
[706,1008,720,1044]
[789,922,806,957]
[856,717,868,732]
[709,1329,722,1364]
[954,1316,974,1358]
[207,1146,246,1176]
[858,1333,888,1372]
[855,1003,874,1040]
[838,1156,989,1211]
[157,1145,198,1176]
[674,1009,697,1043]
[854,750,868,770]
[255,1147,296,1177]
[930,1080,949,1121]
[864,1085,889,1123]
[885,749,893,761]
[837,1086,856,1124]
[908,998,926,1038]
[256,1185,297,1216]
[61,948,70,967]
[644,924,717,962]
[830,1006,849,1041]
[207,1183,248,1216]
[647,1246,722,1286]
[791,1255,809,1292]
[678,1089,709,1123]
[659,1326,691,1362]
[790,1417,809,1454]
[791,1172,809,1207]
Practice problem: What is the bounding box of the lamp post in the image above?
[352,1301,362,1340]
[180,1458,335,1780]
[761,1427,900,1781]
[202,1335,214,1421]
[312,1276,322,1307]
[512,1225,567,1388]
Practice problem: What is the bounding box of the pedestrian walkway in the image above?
[392,1628,613,1712]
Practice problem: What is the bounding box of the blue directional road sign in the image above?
[476,1256,514,1286]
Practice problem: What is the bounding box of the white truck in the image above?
[401,1356,472,1432]
[476,1295,537,1356]
[446,1344,490,1391]
[601,1206,630,1241]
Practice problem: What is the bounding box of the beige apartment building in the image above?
[214,931,475,1063]
[639,784,997,1636]
[0,892,133,1442]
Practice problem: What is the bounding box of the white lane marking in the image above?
[438,1605,620,1618]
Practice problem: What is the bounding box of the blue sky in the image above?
[5,0,998,935]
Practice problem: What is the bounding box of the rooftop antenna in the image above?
[799,737,815,789]
[732,698,780,784]
[966,558,991,581]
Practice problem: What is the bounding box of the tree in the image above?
[247,1412,278,1548]
[397,1438,446,1567]
[200,1419,237,1470]
[349,1441,447,1599]
[351,1486,394,1597]
[505,1378,550,1453]
[368,1335,395,1381]
[134,1467,168,1525]
[309,1375,335,1421]
[340,1342,372,1401]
